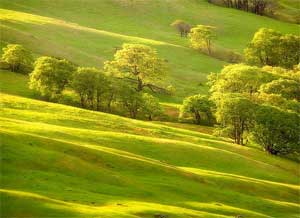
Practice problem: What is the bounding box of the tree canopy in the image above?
[189,25,216,54]
[245,28,300,68]
[104,43,168,93]
[2,44,33,74]
[180,94,214,125]
[209,64,275,99]
[29,56,76,99]
[215,94,256,145]
[253,105,300,155]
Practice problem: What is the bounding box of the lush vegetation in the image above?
[1,90,300,218]
[0,0,299,217]
[1,0,299,101]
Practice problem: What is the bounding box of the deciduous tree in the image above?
[171,20,191,37]
[189,25,216,54]
[180,94,214,125]
[2,44,33,74]
[29,56,75,99]
[215,94,256,145]
[141,93,163,120]
[253,105,300,155]
[104,43,168,93]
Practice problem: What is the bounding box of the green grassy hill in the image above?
[1,1,300,217]
[1,70,300,217]
[0,0,299,102]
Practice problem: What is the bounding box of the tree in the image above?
[215,94,256,145]
[95,71,110,111]
[29,56,75,99]
[170,20,191,37]
[141,93,163,120]
[279,34,300,69]
[260,78,300,101]
[180,94,214,125]
[209,64,275,99]
[2,44,33,73]
[253,105,300,155]
[72,67,99,108]
[245,28,300,68]
[104,43,168,93]
[189,25,216,54]
[118,85,144,119]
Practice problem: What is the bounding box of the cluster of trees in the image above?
[209,64,300,155]
[245,28,300,69]
[180,27,300,156]
[181,63,300,156]
[2,43,168,120]
[211,0,276,16]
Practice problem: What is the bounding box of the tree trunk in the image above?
[194,111,201,125]
[137,78,143,92]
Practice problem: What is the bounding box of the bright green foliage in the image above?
[29,56,76,99]
[245,28,300,68]
[170,20,191,37]
[180,94,214,125]
[189,25,216,54]
[253,105,300,155]
[257,93,300,113]
[1,74,300,217]
[1,44,33,74]
[209,64,274,98]
[104,43,168,93]
[1,2,299,101]
[260,78,300,101]
[215,94,256,145]
[141,93,163,120]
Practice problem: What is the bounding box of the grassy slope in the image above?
[276,0,300,23]
[1,71,300,218]
[0,0,299,102]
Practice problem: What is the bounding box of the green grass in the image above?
[0,0,299,102]
[1,70,300,217]
[276,0,300,23]
[0,1,300,216]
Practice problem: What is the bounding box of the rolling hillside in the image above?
[1,1,300,217]
[1,71,300,217]
[0,0,299,102]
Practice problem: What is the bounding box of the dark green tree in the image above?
[253,105,300,155]
[180,94,214,125]
[141,93,163,120]
[215,94,256,145]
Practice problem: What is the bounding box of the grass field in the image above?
[1,1,300,217]
[0,0,299,102]
[1,70,300,218]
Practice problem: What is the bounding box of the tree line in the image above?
[1,43,169,120]
[1,26,299,157]
[208,0,279,17]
